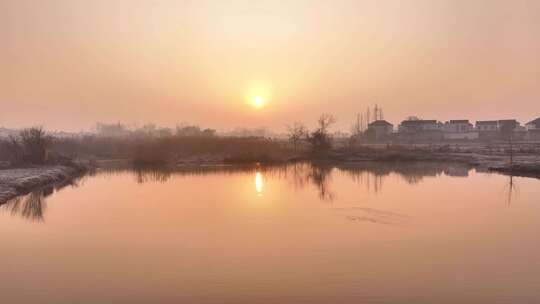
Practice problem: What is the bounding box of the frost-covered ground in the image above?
[0,166,82,203]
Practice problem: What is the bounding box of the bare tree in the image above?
[317,113,336,134]
[6,135,23,164]
[350,113,365,148]
[286,122,307,152]
[351,113,362,137]
[20,127,51,164]
[307,164,335,202]
[506,175,517,206]
[307,114,336,154]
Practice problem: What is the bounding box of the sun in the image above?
[245,83,271,109]
[253,96,265,109]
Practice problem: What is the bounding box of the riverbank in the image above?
[90,146,540,180]
[488,163,540,178]
[327,149,540,178]
[0,165,87,204]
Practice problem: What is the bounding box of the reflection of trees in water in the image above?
[0,176,84,222]
[346,170,384,194]
[306,165,334,201]
[0,162,516,224]
[97,163,337,201]
[275,163,334,201]
[135,168,172,184]
[2,188,50,222]
[506,175,518,206]
[97,164,292,184]
[286,162,471,199]
[339,162,472,193]
[288,163,309,190]
[96,162,472,201]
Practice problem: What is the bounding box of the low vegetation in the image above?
[1,115,341,167]
[1,127,51,165]
[1,116,539,178]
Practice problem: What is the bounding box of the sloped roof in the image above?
[368,120,393,127]
[526,117,540,127]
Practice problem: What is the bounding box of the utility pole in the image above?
[355,113,361,136]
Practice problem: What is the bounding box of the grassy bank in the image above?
[0,165,87,204]
[119,143,540,179]
[327,145,540,178]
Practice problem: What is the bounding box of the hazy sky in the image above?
[2,0,539,131]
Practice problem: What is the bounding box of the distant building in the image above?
[513,126,528,140]
[444,120,474,133]
[497,119,520,132]
[398,119,443,142]
[475,121,499,132]
[443,120,478,140]
[475,119,521,141]
[525,117,540,130]
[498,119,523,139]
[525,117,540,141]
[475,121,499,141]
[398,120,441,133]
[366,120,393,141]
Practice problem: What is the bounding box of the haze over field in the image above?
[2,0,539,131]
[2,3,540,303]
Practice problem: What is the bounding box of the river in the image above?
[1,162,539,303]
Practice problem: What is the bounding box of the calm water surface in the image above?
[1,162,540,304]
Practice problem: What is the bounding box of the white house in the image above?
[367,120,394,140]
[443,120,478,140]
[398,120,442,133]
[397,119,444,142]
[443,120,474,133]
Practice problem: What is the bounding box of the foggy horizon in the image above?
[2,0,539,131]
[3,2,540,304]
[2,114,539,136]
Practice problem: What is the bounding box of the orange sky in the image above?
[1,0,539,131]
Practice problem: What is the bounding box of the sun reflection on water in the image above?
[255,172,264,195]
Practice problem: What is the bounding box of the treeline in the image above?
[1,115,342,167]
[95,122,217,138]
[286,113,338,155]
[0,126,291,166]
[57,135,290,164]
[0,127,67,165]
